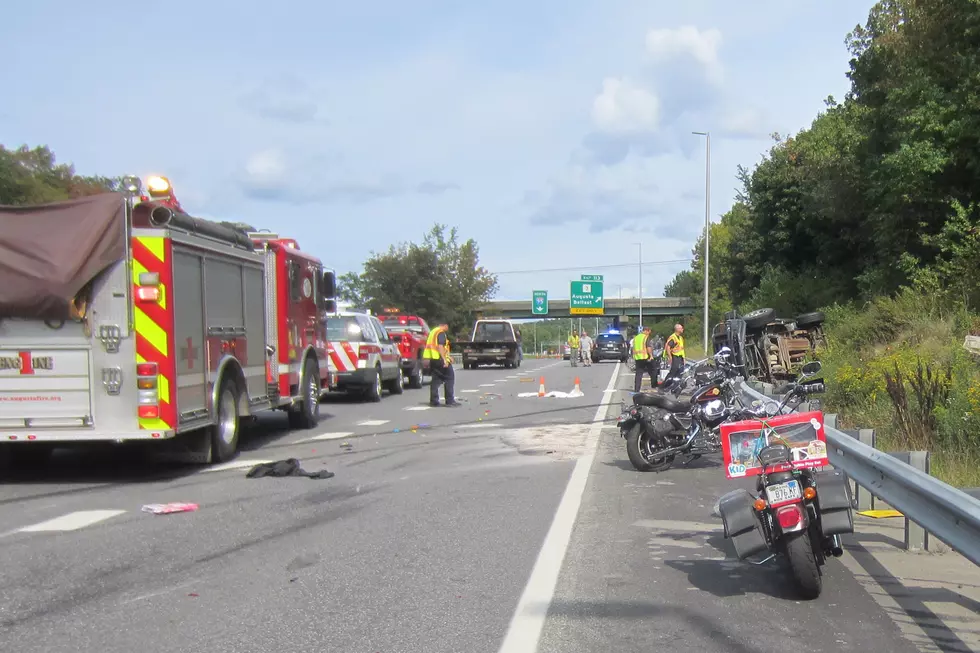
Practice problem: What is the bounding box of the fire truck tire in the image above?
[386,368,404,395]
[290,358,321,430]
[365,366,383,403]
[408,359,424,389]
[211,380,241,463]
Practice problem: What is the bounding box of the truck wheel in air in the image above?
[365,366,383,403]
[211,379,241,463]
[742,307,776,331]
[408,359,424,389]
[785,530,822,599]
[386,366,404,395]
[289,357,321,430]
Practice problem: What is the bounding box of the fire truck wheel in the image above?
[386,368,404,395]
[365,366,383,403]
[290,358,321,430]
[211,380,241,463]
[408,360,424,389]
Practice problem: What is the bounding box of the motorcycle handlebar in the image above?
[800,382,825,395]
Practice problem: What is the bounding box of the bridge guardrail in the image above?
[738,380,980,567]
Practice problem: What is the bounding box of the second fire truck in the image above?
[0,176,338,465]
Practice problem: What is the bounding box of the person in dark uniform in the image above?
[424,323,461,407]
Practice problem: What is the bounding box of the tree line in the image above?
[665,0,980,322]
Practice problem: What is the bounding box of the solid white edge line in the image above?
[496,360,621,653]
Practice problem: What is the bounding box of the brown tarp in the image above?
[0,192,127,320]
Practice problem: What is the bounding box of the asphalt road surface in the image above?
[0,358,927,652]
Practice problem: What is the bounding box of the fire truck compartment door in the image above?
[0,346,93,428]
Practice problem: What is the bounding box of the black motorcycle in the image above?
[718,361,854,599]
[618,348,743,472]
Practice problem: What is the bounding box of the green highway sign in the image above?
[580,274,604,282]
[570,280,604,316]
[532,290,549,315]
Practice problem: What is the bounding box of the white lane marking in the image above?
[298,431,355,442]
[404,406,433,411]
[456,423,503,429]
[497,360,621,653]
[358,419,389,426]
[18,510,127,533]
[479,383,496,387]
[460,389,480,393]
[202,459,273,473]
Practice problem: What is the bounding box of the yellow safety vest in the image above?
[666,334,685,359]
[632,333,649,360]
[568,335,580,348]
[423,326,450,363]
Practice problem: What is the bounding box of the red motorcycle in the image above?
[717,362,855,599]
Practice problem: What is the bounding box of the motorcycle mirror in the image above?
[801,361,822,376]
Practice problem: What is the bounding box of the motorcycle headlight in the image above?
[703,399,726,419]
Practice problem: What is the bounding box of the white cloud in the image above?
[239,75,322,124]
[591,77,660,134]
[645,25,724,83]
[238,148,459,205]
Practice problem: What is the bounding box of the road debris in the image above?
[141,502,199,515]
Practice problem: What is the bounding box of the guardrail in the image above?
[738,380,980,567]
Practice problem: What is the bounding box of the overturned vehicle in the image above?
[711,308,825,384]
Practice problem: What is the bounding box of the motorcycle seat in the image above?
[633,392,688,413]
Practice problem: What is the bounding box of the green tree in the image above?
[0,145,120,205]
[349,224,498,333]
[337,271,366,305]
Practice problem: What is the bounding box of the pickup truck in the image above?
[377,312,430,388]
[457,319,523,369]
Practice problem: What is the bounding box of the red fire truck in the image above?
[0,176,337,466]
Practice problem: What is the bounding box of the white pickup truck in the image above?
[457,319,523,369]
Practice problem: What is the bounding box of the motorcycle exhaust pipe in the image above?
[830,534,844,557]
[149,205,174,226]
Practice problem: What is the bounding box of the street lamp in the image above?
[634,242,643,328]
[692,131,711,352]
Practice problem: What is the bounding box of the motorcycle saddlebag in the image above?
[812,468,854,536]
[718,489,768,560]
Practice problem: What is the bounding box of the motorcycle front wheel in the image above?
[625,423,676,472]
[784,530,822,599]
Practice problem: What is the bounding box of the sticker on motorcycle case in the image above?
[727,463,747,477]
[806,439,827,458]
[810,417,822,431]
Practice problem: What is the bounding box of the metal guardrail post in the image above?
[903,451,930,552]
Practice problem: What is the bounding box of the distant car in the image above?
[592,332,628,363]
[325,312,404,402]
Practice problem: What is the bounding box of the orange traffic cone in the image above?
[538,377,546,397]
[573,377,582,393]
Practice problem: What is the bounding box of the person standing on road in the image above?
[423,323,460,407]
[664,323,686,383]
[579,330,593,367]
[632,326,656,392]
[567,332,580,367]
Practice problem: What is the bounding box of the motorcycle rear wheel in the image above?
[625,423,676,472]
[785,530,822,599]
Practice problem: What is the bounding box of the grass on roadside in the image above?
[819,289,980,488]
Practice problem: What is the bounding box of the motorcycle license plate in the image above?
[765,480,802,504]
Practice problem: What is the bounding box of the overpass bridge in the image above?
[477,297,697,320]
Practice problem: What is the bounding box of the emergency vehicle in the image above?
[0,176,337,465]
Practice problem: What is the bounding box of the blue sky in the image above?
[1,0,876,302]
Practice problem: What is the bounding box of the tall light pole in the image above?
[692,131,711,351]
[633,242,643,328]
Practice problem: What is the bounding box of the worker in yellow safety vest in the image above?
[632,326,656,392]
[423,324,460,407]
[664,323,686,385]
[567,332,581,367]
